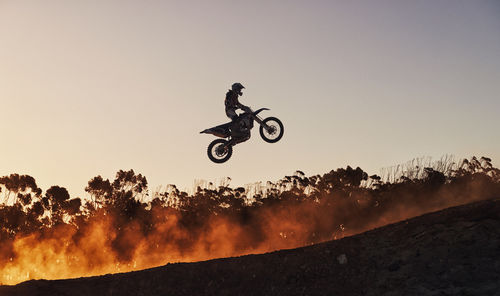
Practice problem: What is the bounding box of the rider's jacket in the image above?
[225,89,242,110]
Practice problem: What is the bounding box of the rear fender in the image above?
[200,129,229,138]
[200,122,232,138]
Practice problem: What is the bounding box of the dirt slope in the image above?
[1,198,499,296]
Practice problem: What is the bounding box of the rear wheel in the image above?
[207,139,233,163]
[259,117,284,143]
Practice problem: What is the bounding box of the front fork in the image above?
[253,114,272,132]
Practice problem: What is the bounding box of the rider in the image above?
[225,82,248,120]
[225,83,250,132]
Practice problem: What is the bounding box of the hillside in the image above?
[1,198,499,296]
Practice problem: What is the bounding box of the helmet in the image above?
[231,82,245,94]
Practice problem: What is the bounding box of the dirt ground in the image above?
[1,198,499,296]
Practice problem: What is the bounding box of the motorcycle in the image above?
[200,107,284,163]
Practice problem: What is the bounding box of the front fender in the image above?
[253,108,270,116]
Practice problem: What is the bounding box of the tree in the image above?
[43,186,81,226]
[0,174,41,205]
[112,169,148,203]
[85,175,112,208]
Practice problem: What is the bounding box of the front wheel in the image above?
[207,139,233,163]
[259,117,284,143]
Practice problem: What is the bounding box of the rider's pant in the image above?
[226,108,245,137]
[225,108,238,121]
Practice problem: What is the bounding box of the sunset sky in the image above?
[1,0,499,198]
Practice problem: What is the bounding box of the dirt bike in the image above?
[200,107,284,163]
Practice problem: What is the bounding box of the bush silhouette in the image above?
[0,156,499,282]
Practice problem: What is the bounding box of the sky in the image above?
[1,0,499,199]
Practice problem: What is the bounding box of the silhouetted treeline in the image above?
[1,156,499,275]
